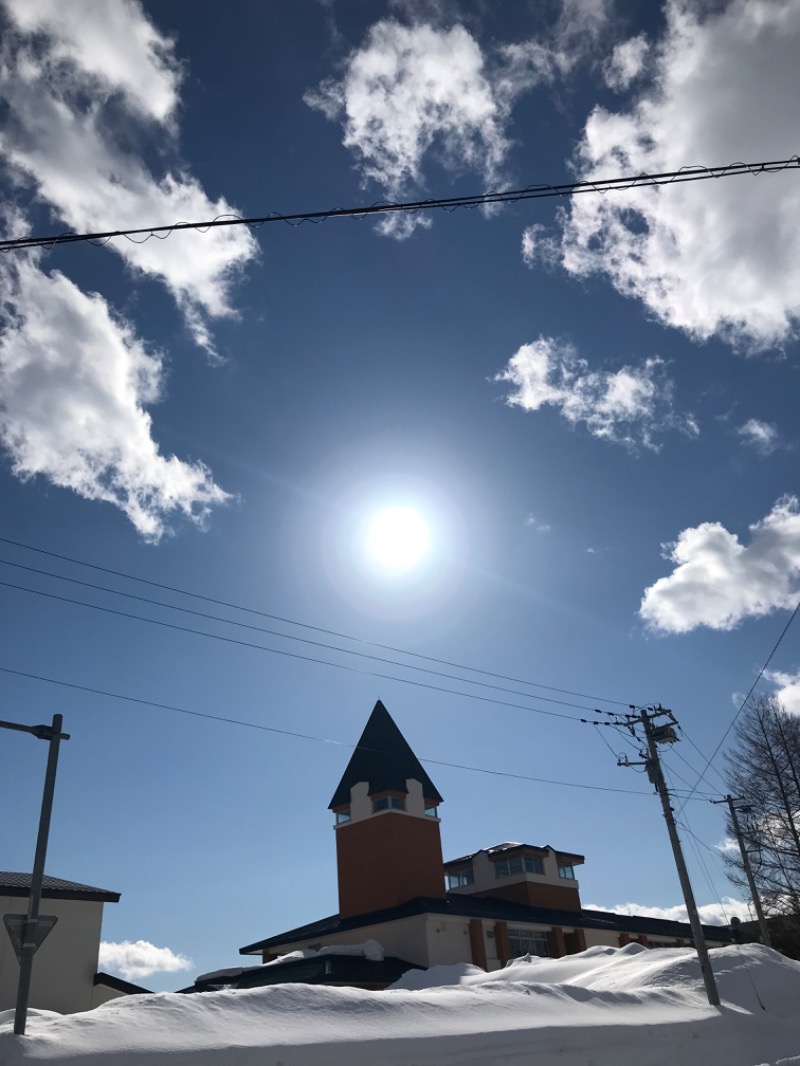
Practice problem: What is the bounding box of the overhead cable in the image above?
[0,536,629,707]
[0,156,797,253]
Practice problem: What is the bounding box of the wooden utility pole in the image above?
[619,705,720,1007]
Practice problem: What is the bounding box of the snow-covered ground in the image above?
[2,944,799,1065]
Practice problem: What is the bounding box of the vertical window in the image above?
[558,864,576,879]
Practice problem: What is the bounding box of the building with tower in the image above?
[185,701,734,993]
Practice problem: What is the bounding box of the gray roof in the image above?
[240,894,734,955]
[329,700,443,809]
[0,872,120,903]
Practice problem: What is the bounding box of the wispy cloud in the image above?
[0,251,230,541]
[494,337,695,449]
[737,419,781,455]
[305,19,554,238]
[603,34,649,91]
[0,0,257,355]
[640,496,800,633]
[525,514,551,533]
[536,0,800,351]
[99,939,192,981]
[586,898,752,926]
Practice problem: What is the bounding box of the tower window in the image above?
[334,808,351,824]
[558,864,576,879]
[425,804,439,818]
[372,795,405,813]
[495,856,544,878]
[446,867,474,889]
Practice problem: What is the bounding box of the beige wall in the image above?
[0,895,105,1014]
[448,848,581,897]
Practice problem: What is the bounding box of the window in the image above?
[558,864,576,879]
[334,809,351,825]
[446,868,474,889]
[372,795,405,813]
[508,928,551,958]
[495,856,544,878]
[425,804,439,818]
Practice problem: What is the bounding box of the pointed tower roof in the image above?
[329,700,443,809]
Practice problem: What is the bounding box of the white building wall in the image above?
[0,895,105,1014]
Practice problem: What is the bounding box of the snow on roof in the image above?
[3,945,799,1065]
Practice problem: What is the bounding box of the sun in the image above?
[366,507,430,571]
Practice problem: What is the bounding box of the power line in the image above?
[1,156,797,253]
[0,579,622,727]
[0,557,610,715]
[0,536,629,709]
[0,665,657,797]
[676,598,800,814]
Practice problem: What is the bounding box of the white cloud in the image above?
[525,514,551,532]
[0,0,257,355]
[544,0,800,351]
[3,0,181,123]
[304,19,555,238]
[640,496,800,633]
[603,34,649,91]
[99,939,192,981]
[0,252,230,541]
[765,668,800,715]
[494,336,694,449]
[738,419,780,455]
[587,898,753,926]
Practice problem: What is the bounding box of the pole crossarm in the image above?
[0,718,70,741]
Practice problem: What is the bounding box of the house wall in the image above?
[0,895,104,1014]
[447,849,581,910]
[91,982,128,1009]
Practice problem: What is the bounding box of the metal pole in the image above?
[14,714,64,1036]
[641,710,720,1007]
[724,795,772,949]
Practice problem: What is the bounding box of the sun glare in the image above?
[366,507,430,571]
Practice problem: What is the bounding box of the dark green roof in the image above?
[328,700,443,809]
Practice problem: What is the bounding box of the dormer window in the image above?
[495,856,544,878]
[446,867,474,889]
[334,808,351,825]
[558,864,576,879]
[373,795,406,813]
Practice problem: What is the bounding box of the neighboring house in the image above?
[225,701,732,990]
[0,873,148,1013]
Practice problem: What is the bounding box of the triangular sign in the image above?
[3,914,58,963]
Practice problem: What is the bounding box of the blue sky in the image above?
[1,0,799,990]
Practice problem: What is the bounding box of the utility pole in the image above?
[619,705,720,1007]
[712,795,772,949]
[0,714,70,1035]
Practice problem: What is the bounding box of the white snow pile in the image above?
[2,944,800,1065]
[264,938,385,966]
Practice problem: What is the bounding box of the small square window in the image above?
[335,809,351,825]
[372,795,406,813]
[425,804,438,818]
[558,864,576,879]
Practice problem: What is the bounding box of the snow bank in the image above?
[1,945,799,1065]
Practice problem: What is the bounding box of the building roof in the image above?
[240,893,732,955]
[0,872,120,903]
[328,700,443,809]
[94,972,151,995]
[184,954,419,993]
[444,843,585,867]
